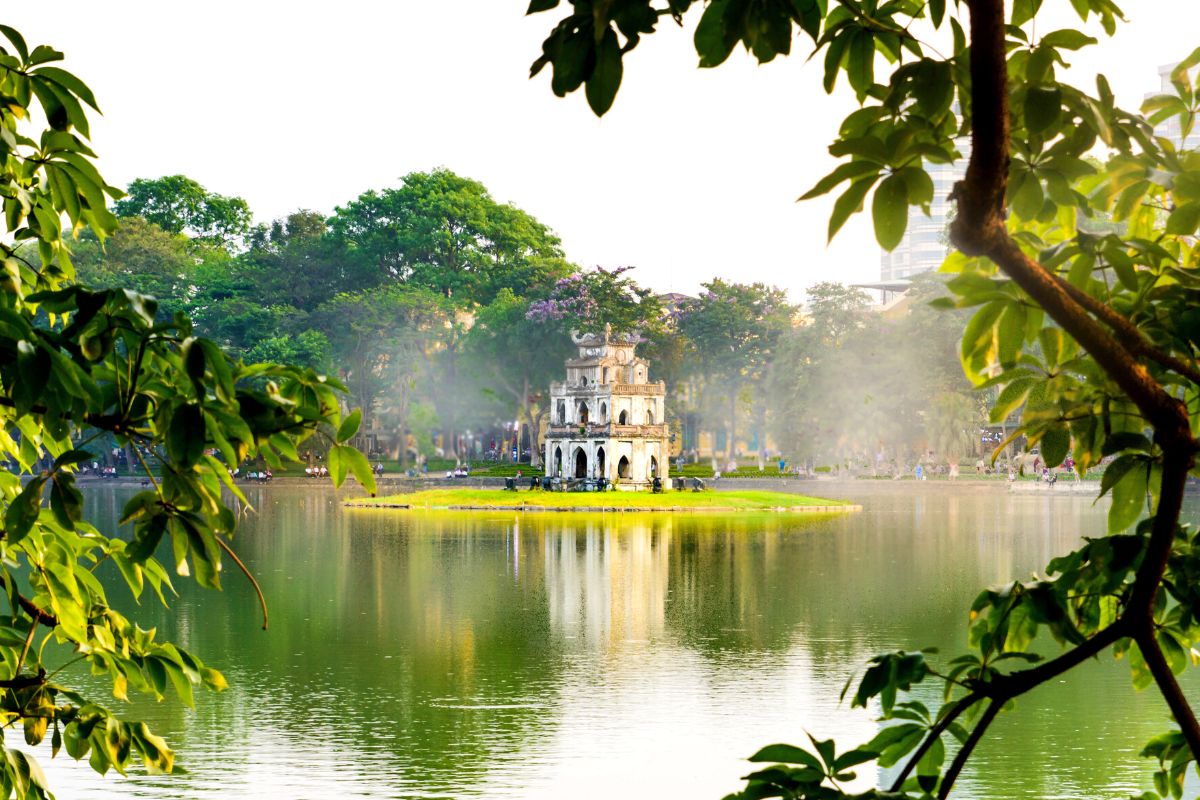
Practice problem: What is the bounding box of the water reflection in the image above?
[23,486,1199,799]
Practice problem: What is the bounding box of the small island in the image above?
[344,488,859,513]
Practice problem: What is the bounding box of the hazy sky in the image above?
[4,2,1194,300]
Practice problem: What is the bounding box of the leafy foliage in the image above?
[113,175,252,248]
[0,25,374,795]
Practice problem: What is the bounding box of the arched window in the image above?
[581,375,588,386]
[617,456,631,479]
[554,446,563,477]
[600,402,607,422]
[573,447,588,479]
[556,400,566,425]
[578,402,589,425]
[618,410,628,425]
[650,456,658,477]
[647,407,655,425]
[596,446,606,477]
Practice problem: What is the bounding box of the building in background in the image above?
[1153,62,1192,149]
[860,140,971,304]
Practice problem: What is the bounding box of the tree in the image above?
[467,288,576,467]
[924,391,980,464]
[526,2,1200,798]
[525,265,662,334]
[114,174,252,248]
[71,216,196,319]
[330,168,570,305]
[313,286,449,463]
[241,212,379,312]
[675,280,793,463]
[0,26,374,795]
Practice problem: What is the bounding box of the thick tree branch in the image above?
[1052,277,1200,388]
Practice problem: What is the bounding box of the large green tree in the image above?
[675,280,793,463]
[313,286,449,462]
[467,288,576,467]
[0,26,374,797]
[330,168,570,304]
[113,174,252,249]
[71,217,196,319]
[526,2,1200,798]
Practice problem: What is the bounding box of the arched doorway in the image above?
[556,401,566,425]
[596,446,606,477]
[618,410,628,425]
[617,456,631,479]
[574,447,588,479]
[599,402,607,422]
[578,401,589,426]
[650,456,658,477]
[554,446,563,477]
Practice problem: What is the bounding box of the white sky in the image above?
[4,2,1195,301]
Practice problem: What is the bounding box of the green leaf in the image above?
[747,744,823,770]
[328,444,348,487]
[845,28,875,98]
[798,161,879,201]
[585,27,623,116]
[695,0,736,68]
[0,25,30,61]
[1039,29,1097,51]
[167,404,206,467]
[1109,460,1149,533]
[872,173,909,250]
[1166,202,1200,236]
[341,445,378,495]
[1099,453,1142,497]
[337,408,362,443]
[828,175,878,242]
[33,66,100,111]
[990,377,1037,423]
[1024,85,1062,133]
[5,476,46,544]
[49,473,83,530]
[1040,422,1070,468]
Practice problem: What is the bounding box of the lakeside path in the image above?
[343,488,860,513]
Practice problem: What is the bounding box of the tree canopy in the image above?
[113,175,252,248]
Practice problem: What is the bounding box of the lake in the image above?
[29,483,1199,799]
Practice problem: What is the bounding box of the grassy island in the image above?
[344,488,858,513]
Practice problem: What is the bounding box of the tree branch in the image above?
[1052,276,1200,389]
[1135,627,1200,758]
[889,693,983,791]
[0,577,58,628]
[937,699,1001,800]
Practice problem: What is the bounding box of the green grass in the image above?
[346,487,853,511]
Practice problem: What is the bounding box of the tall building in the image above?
[877,140,971,284]
[1153,62,1192,149]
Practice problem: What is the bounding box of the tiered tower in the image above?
[544,327,668,489]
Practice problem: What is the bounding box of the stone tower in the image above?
[544,327,669,489]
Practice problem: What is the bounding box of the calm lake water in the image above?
[27,483,1200,799]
